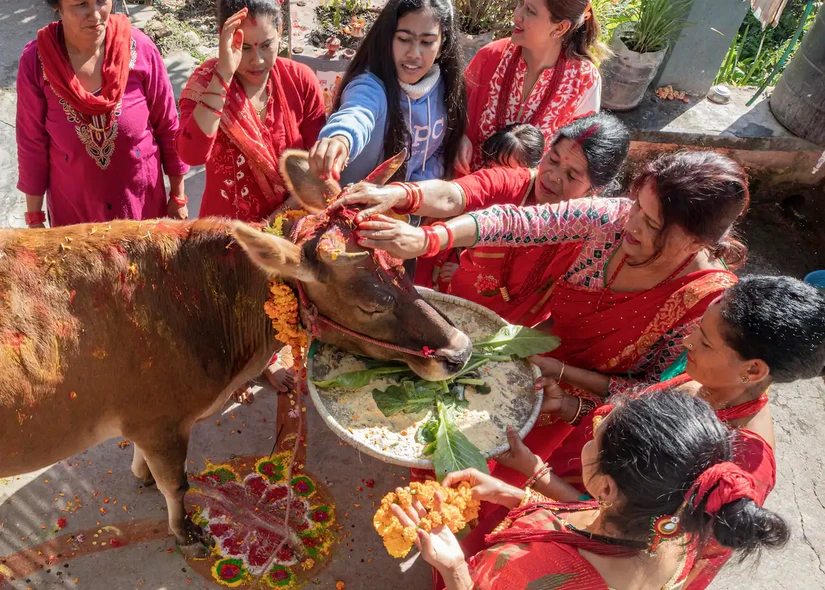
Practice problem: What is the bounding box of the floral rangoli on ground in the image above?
[184,453,337,588]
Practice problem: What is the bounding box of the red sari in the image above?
[462,501,693,589]
[176,58,325,222]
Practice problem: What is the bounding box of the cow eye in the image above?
[358,292,395,314]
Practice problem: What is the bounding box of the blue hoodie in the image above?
[317,68,448,185]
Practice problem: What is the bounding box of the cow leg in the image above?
[131,444,155,487]
[135,428,209,558]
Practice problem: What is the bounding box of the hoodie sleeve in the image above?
[317,73,387,162]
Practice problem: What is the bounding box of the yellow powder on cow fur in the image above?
[373,481,479,558]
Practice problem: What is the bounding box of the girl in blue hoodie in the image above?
[307,0,466,184]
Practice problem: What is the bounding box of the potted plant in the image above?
[600,0,692,111]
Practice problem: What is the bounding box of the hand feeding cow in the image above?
[0,151,472,558]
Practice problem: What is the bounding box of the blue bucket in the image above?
[804,270,825,290]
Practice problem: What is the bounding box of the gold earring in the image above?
[686,342,694,350]
[741,376,749,383]
[598,498,613,510]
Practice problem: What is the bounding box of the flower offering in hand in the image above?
[373,480,480,558]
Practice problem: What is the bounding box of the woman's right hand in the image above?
[438,262,459,283]
[454,134,473,177]
[217,8,247,80]
[329,182,407,222]
[442,468,524,507]
[308,136,350,181]
[355,214,428,259]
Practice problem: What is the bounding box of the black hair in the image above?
[555,112,630,193]
[597,389,789,556]
[546,0,607,63]
[45,0,60,7]
[719,275,825,382]
[333,0,466,181]
[631,151,750,269]
[217,0,283,29]
[481,124,544,169]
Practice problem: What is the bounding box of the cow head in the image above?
[232,151,472,381]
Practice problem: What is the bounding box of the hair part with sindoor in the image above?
[333,0,466,181]
[217,0,283,29]
[596,389,790,556]
[557,111,630,194]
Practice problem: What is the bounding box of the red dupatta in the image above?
[37,15,132,116]
[180,59,298,208]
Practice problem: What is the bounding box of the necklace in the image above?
[565,522,647,551]
[596,247,697,312]
[494,46,567,133]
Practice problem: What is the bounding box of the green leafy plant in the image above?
[621,0,693,54]
[454,0,519,36]
[715,1,819,87]
[313,366,412,389]
[474,325,561,358]
[432,399,490,480]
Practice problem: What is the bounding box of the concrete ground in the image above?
[1,1,824,589]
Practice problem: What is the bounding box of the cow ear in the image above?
[232,222,317,282]
[280,150,342,213]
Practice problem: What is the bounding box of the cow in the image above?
[0,151,472,557]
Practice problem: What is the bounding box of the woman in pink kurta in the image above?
[16,2,188,228]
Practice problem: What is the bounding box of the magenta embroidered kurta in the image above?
[16,28,188,227]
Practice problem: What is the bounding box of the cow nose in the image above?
[435,343,471,374]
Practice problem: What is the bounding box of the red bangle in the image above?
[213,68,232,93]
[198,100,223,118]
[420,226,442,258]
[170,194,188,206]
[203,91,227,99]
[390,182,423,215]
[25,210,46,226]
[430,222,454,250]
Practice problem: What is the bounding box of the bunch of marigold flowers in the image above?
[373,480,480,558]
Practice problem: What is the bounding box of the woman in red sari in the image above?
[176,0,325,222]
[335,112,630,326]
[176,0,325,393]
[456,0,603,174]
[394,390,789,589]
[357,151,749,486]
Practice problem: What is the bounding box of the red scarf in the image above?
[181,58,297,209]
[37,14,132,116]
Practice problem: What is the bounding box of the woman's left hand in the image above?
[355,214,428,259]
[391,492,466,575]
[167,198,189,220]
[496,425,544,477]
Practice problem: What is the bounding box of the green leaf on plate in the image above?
[372,381,436,417]
[415,415,440,444]
[474,325,561,358]
[313,366,411,389]
[432,400,490,481]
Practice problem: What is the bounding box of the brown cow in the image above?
[0,152,471,557]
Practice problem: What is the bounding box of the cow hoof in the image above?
[178,540,210,559]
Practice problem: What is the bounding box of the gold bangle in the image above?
[566,396,583,426]
[557,361,565,382]
[518,486,533,508]
[524,462,552,488]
